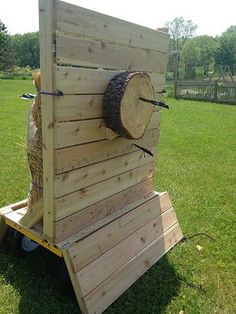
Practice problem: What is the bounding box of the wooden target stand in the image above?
[0,1,183,313]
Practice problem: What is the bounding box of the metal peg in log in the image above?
[103,71,155,139]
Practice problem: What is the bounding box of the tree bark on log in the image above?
[103,71,155,139]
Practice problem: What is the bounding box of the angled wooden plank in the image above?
[56,32,167,73]
[39,0,56,240]
[63,250,89,314]
[55,110,160,148]
[54,148,155,198]
[55,128,159,174]
[54,179,154,242]
[76,207,177,296]
[56,66,165,95]
[55,162,155,221]
[56,1,169,52]
[83,223,183,314]
[67,192,172,271]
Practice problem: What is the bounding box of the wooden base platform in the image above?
[0,191,182,314]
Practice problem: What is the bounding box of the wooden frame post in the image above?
[39,0,56,240]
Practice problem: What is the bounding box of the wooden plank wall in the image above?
[62,192,183,314]
[38,0,170,242]
[37,1,183,313]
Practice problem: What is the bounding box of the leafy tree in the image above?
[181,40,200,79]
[0,20,13,71]
[225,25,236,33]
[165,17,197,78]
[11,32,39,68]
[193,36,219,75]
[215,29,236,74]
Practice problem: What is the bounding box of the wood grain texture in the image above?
[67,192,171,272]
[54,148,155,198]
[39,0,56,240]
[55,128,159,174]
[54,179,154,242]
[63,250,89,314]
[56,1,169,52]
[55,162,155,221]
[56,32,167,72]
[56,66,165,95]
[54,93,163,122]
[55,111,160,148]
[76,207,177,296]
[83,223,183,314]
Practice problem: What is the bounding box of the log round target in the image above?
[103,71,155,139]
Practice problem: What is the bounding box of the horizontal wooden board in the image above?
[55,93,163,122]
[56,1,169,53]
[55,111,160,148]
[55,128,159,174]
[54,148,155,198]
[56,32,167,73]
[67,192,172,272]
[83,223,182,314]
[55,162,155,221]
[54,180,154,242]
[56,66,165,95]
[77,207,177,296]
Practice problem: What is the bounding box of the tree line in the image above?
[0,18,235,80]
[0,20,39,72]
[166,17,236,79]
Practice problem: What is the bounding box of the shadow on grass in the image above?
[0,244,182,314]
[105,256,182,314]
[0,245,79,314]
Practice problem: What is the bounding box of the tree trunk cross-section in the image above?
[103,71,155,139]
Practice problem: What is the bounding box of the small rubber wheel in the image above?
[21,235,40,252]
[4,228,39,255]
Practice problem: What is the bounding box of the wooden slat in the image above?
[77,207,177,296]
[56,66,165,95]
[62,251,88,314]
[54,179,154,242]
[55,162,155,221]
[55,128,159,174]
[54,148,155,198]
[39,0,56,240]
[56,1,169,52]
[55,111,160,148]
[83,223,183,314]
[55,93,163,122]
[67,192,171,272]
[56,32,167,73]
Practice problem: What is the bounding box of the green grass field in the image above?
[0,80,235,314]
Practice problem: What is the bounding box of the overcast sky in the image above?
[1,0,235,37]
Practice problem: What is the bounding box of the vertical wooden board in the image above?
[55,162,155,220]
[67,192,172,272]
[39,0,56,240]
[76,207,177,296]
[56,1,169,52]
[82,223,183,314]
[56,66,165,95]
[54,179,154,242]
[55,128,159,174]
[54,148,155,198]
[56,32,168,72]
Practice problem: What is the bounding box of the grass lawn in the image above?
[0,80,235,314]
